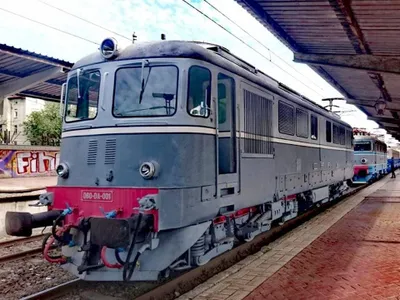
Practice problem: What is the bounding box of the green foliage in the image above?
[23,102,62,146]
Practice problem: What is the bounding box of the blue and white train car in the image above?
[387,148,400,173]
[352,131,387,184]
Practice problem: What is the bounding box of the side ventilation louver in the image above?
[87,140,98,165]
[105,139,117,165]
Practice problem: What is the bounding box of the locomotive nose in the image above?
[5,210,62,237]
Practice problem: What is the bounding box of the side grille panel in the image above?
[87,140,98,165]
[105,139,117,165]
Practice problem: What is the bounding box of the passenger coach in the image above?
[387,148,400,173]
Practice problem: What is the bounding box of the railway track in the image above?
[20,279,82,300]
[18,184,368,300]
[0,234,45,264]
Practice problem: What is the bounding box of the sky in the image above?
[0,0,396,144]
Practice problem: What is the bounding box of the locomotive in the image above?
[352,129,388,184]
[5,37,354,282]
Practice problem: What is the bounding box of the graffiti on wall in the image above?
[0,148,60,178]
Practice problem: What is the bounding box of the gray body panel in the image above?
[58,134,352,230]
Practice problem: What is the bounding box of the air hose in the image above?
[52,214,65,243]
[43,225,70,264]
[122,213,143,282]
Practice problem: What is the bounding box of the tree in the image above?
[23,103,62,146]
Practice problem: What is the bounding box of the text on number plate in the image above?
[81,190,113,202]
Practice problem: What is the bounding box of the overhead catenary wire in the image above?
[35,0,132,42]
[181,0,325,98]
[0,7,99,45]
[3,0,323,98]
[203,0,325,94]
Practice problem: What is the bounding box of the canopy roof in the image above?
[0,43,72,101]
[235,0,400,139]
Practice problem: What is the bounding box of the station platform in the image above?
[0,176,56,199]
[178,174,400,300]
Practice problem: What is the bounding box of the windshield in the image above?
[65,69,100,122]
[113,65,178,117]
[354,141,371,151]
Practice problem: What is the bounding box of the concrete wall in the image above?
[0,145,60,178]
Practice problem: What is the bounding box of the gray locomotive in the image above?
[5,37,353,281]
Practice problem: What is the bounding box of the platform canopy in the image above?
[0,43,73,102]
[235,0,400,140]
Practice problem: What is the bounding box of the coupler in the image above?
[5,210,62,237]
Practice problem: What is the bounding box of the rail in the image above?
[0,234,45,264]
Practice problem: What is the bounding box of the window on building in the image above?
[326,121,332,143]
[14,125,17,133]
[14,110,17,118]
[278,101,295,135]
[187,66,211,118]
[311,115,318,140]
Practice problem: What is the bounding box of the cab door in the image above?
[216,73,238,197]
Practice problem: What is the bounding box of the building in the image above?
[0,96,47,145]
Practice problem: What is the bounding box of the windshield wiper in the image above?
[139,60,151,104]
[115,106,169,115]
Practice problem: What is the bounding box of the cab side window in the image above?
[187,66,211,118]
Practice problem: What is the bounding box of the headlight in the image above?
[100,37,118,59]
[361,158,368,164]
[56,163,69,178]
[139,161,158,179]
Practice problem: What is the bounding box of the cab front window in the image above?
[113,65,178,117]
[65,69,100,122]
[354,141,371,151]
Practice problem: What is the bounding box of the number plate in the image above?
[81,190,113,202]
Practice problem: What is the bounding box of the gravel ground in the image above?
[0,254,76,299]
[58,280,160,300]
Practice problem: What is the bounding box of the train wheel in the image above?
[347,179,354,188]
[244,233,255,242]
